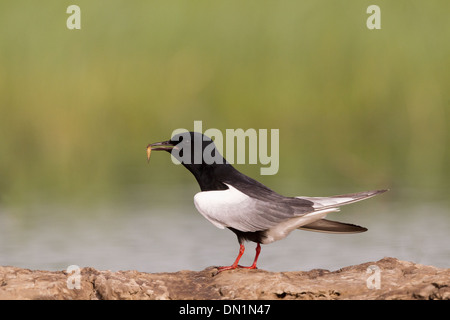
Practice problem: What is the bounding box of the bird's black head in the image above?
[148,132,230,190]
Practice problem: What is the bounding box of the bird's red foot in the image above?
[217,264,258,272]
[216,243,261,272]
[217,265,238,272]
[237,264,258,269]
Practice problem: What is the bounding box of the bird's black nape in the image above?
[149,132,231,191]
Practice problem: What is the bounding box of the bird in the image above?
[147,132,387,271]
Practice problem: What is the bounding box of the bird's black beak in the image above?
[147,140,176,162]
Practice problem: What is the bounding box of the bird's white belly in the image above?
[193,184,252,230]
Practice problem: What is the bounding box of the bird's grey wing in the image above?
[221,169,314,206]
[293,190,387,234]
[194,184,314,233]
[230,196,315,232]
[296,189,387,210]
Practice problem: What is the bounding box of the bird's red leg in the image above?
[238,243,261,269]
[217,244,245,272]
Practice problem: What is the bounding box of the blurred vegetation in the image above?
[0,1,449,208]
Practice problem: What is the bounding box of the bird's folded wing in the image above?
[238,199,308,232]
[194,184,315,233]
[296,189,387,210]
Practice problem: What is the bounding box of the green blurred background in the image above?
[0,1,449,207]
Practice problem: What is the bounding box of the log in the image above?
[0,257,448,300]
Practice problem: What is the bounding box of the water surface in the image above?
[0,198,448,272]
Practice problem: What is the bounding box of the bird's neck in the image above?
[183,163,230,191]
